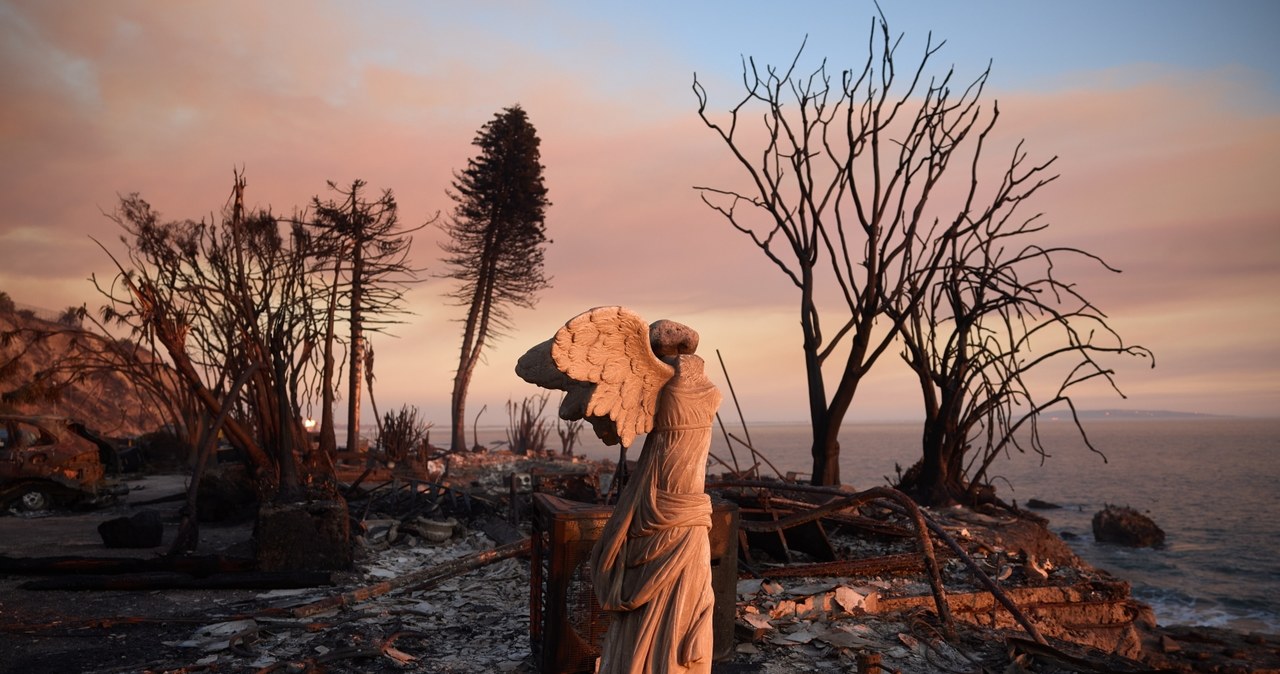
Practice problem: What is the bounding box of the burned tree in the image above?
[895,192,1153,506]
[695,18,1016,485]
[97,172,330,500]
[95,172,360,567]
[441,105,551,454]
[309,180,425,459]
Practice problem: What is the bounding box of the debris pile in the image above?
[713,480,1168,673]
[2,455,1278,673]
[168,530,538,673]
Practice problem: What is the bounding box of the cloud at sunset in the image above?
[1,1,1276,425]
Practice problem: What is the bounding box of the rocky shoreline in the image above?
[0,451,1277,673]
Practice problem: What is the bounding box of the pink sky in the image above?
[1,1,1277,425]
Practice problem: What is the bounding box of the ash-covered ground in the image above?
[2,457,1276,674]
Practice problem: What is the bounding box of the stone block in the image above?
[255,500,352,571]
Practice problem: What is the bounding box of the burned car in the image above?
[0,415,129,512]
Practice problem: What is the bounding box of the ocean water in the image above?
[544,416,1280,634]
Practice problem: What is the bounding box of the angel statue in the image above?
[516,306,722,674]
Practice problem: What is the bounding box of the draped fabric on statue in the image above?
[591,355,722,674]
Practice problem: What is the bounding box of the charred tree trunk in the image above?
[901,424,965,506]
[346,226,365,456]
[799,281,838,485]
[318,260,341,460]
[900,364,975,507]
[170,365,257,556]
[450,228,499,453]
[272,349,302,500]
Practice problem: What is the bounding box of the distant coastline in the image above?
[374,409,1259,440]
[1055,409,1231,420]
[720,409,1244,427]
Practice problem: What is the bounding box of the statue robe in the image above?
[590,355,722,674]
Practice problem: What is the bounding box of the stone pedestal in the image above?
[255,500,352,571]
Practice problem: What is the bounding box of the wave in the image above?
[1136,585,1280,634]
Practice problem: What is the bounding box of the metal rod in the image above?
[716,349,763,476]
[716,349,754,448]
[726,432,786,480]
[714,412,743,476]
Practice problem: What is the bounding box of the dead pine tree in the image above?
[309,180,428,459]
[440,105,551,454]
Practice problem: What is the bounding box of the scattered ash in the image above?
[2,454,1276,673]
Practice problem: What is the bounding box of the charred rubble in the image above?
[0,450,1276,674]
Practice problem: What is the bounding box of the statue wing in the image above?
[550,306,674,448]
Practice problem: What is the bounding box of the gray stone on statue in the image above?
[649,318,699,357]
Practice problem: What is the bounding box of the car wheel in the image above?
[14,485,53,512]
